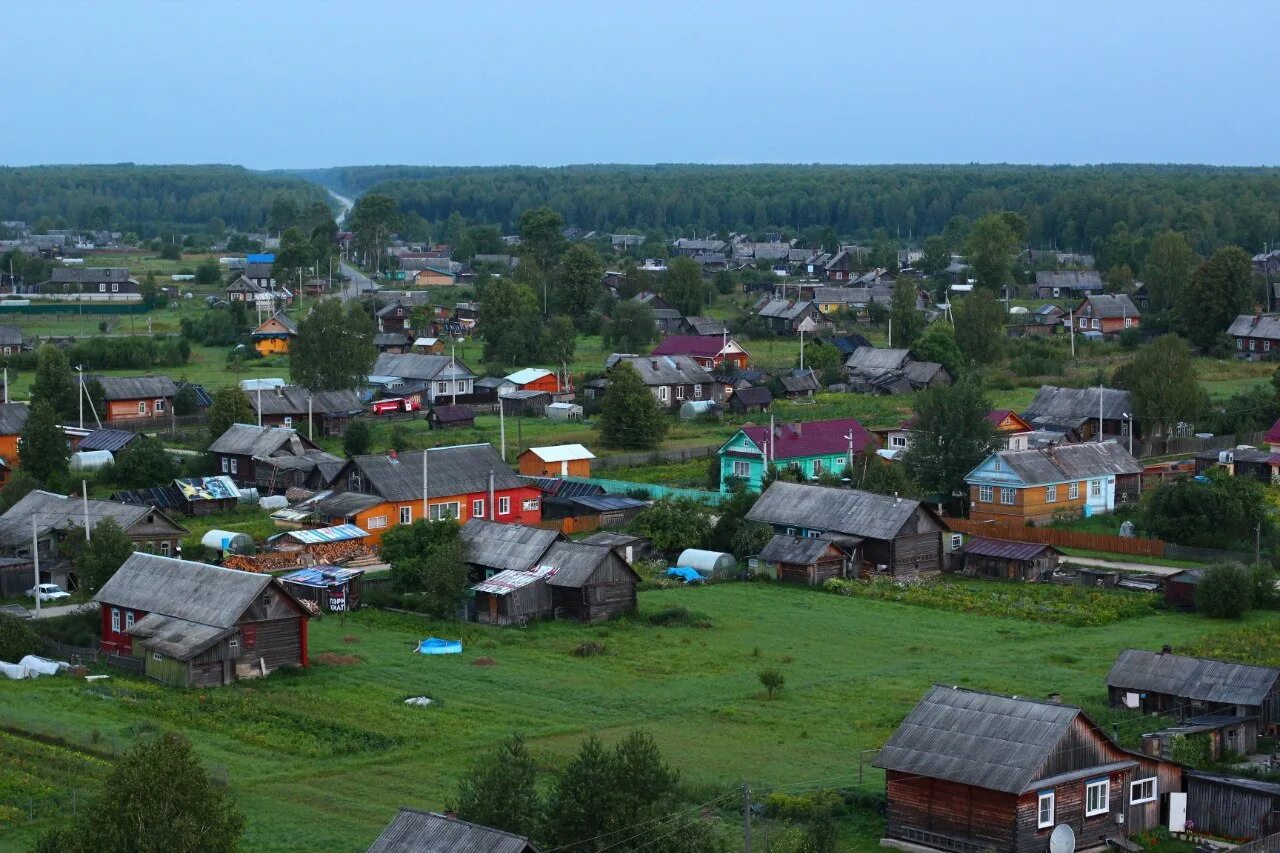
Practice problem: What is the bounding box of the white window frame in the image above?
[1090,479,1102,497]
[99,283,107,293]
[1250,339,1257,351]
[437,381,447,394]
[229,638,240,654]
[658,386,669,402]
[1045,484,1057,503]
[160,541,170,556]
[1069,481,1079,500]
[137,401,147,414]
[1037,791,1055,829]
[1238,338,1245,350]
[111,282,119,293]
[1000,487,1015,505]
[472,499,484,517]
[1130,778,1156,805]
[834,457,845,469]
[978,485,993,503]
[692,383,702,399]
[1079,317,1087,329]
[153,652,163,662]
[399,506,413,525]
[498,496,511,515]
[221,457,229,473]
[155,398,166,412]
[1085,779,1110,817]
[675,386,685,401]
[111,608,120,633]
[283,416,293,428]
[812,459,824,475]
[1091,318,1100,330]
[125,611,134,630]
[890,435,907,448]
[229,458,238,474]
[367,515,388,529]
[733,460,751,478]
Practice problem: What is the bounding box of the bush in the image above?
[647,605,695,626]
[759,667,785,699]
[764,789,843,821]
[0,613,41,661]
[34,609,99,648]
[1196,563,1254,618]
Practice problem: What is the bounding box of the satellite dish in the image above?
[1049,824,1076,853]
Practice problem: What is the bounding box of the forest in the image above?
[299,163,1280,252]
[0,165,331,237]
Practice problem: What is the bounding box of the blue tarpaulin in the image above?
[666,568,704,584]
[417,637,463,655]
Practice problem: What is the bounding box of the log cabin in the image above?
[960,537,1062,582]
[535,541,639,623]
[756,534,852,585]
[1106,647,1280,730]
[875,686,1180,853]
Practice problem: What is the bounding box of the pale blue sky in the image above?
[7,0,1278,168]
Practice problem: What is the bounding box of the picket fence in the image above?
[947,518,1167,558]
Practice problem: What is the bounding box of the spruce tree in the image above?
[600,362,668,450]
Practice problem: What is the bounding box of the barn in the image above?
[537,541,639,623]
[756,535,852,585]
[961,537,1062,582]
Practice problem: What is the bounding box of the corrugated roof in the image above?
[280,524,368,545]
[651,336,733,359]
[279,566,364,587]
[0,403,28,436]
[736,417,872,463]
[978,441,1141,485]
[471,566,556,596]
[1106,648,1280,706]
[460,519,562,573]
[1229,314,1280,341]
[1036,270,1103,291]
[349,445,520,503]
[76,427,134,452]
[745,481,935,542]
[606,355,714,387]
[126,613,232,661]
[1080,294,1140,319]
[758,534,847,565]
[245,386,362,418]
[95,553,284,631]
[962,537,1059,561]
[0,489,185,548]
[523,444,595,463]
[845,347,911,372]
[874,685,1087,794]
[92,375,178,401]
[537,541,630,588]
[505,368,553,385]
[567,495,648,512]
[1021,385,1132,428]
[373,353,475,382]
[209,423,315,457]
[367,808,539,853]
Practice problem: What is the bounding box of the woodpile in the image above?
[223,543,376,574]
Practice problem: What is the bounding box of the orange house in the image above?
[506,368,561,394]
[518,444,596,478]
[251,311,298,356]
[986,410,1034,450]
[1071,294,1141,337]
[0,403,28,487]
[92,376,178,422]
[409,268,457,287]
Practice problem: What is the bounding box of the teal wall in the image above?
[717,430,852,493]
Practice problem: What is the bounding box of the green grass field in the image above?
[1,583,1271,851]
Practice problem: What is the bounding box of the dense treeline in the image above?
[303,164,1280,253]
[0,165,330,236]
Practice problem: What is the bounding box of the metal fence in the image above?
[566,477,723,505]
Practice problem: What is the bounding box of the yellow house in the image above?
[409,268,457,287]
[251,311,299,356]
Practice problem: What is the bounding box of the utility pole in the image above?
[75,365,84,429]
[450,343,458,406]
[1256,523,1262,571]
[887,317,892,348]
[499,398,506,461]
[31,517,39,618]
[1098,379,1104,443]
[421,446,429,523]
[1069,307,1075,358]
[741,782,752,853]
[307,394,313,441]
[257,383,262,427]
[82,481,91,542]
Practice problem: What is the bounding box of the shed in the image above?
[537,541,639,623]
[1141,714,1259,762]
[269,524,369,552]
[470,567,555,626]
[367,809,540,853]
[961,537,1062,582]
[1164,568,1203,610]
[674,548,736,579]
[459,519,563,577]
[518,444,595,478]
[278,566,365,612]
[1106,647,1280,728]
[679,400,721,421]
[201,529,255,555]
[545,402,583,421]
[500,390,552,417]
[727,386,772,414]
[428,404,475,430]
[756,535,851,585]
[1185,772,1280,841]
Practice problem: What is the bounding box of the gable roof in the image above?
[650,335,736,359]
[245,386,362,418]
[1106,648,1280,706]
[522,444,595,463]
[76,427,136,452]
[252,310,298,336]
[874,685,1106,795]
[756,299,814,320]
[962,537,1061,561]
[536,541,637,588]
[985,410,1033,433]
[745,481,942,541]
[0,489,187,547]
[1021,385,1132,428]
[505,368,553,386]
[758,534,847,565]
[974,440,1141,485]
[1227,313,1280,340]
[1080,293,1141,318]
[92,375,178,401]
[607,355,714,387]
[1036,270,1103,291]
[0,403,28,436]
[730,386,772,407]
[845,347,911,372]
[780,370,821,394]
[209,423,320,457]
[94,552,283,630]
[459,519,562,573]
[373,353,475,382]
[49,267,134,284]
[683,316,727,336]
[734,417,873,462]
[0,325,24,347]
[349,444,523,503]
[367,808,539,853]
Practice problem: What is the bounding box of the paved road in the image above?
[338,261,377,301]
[328,188,354,226]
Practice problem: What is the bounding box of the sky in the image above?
[6,0,1280,169]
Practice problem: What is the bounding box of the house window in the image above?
[1046,485,1057,503]
[229,458,238,474]
[1124,317,1132,328]
[675,386,685,401]
[153,652,162,662]
[1000,487,1015,505]
[1130,778,1157,805]
[1238,338,1245,350]
[1085,779,1110,816]
[160,541,170,556]
[430,502,460,521]
[1091,319,1100,330]
[111,608,120,633]
[472,499,484,517]
[125,611,134,629]
[950,533,963,549]
[812,459,824,476]
[1037,791,1055,829]
[99,283,107,293]
[137,401,147,414]
[221,457,229,473]
[658,386,669,402]
[785,527,796,536]
[1079,318,1087,329]
[155,398,166,412]
[399,506,413,525]
[978,485,993,503]
[522,498,539,511]
[993,459,1001,471]
[1267,341,1273,353]
[733,460,751,478]
[229,638,240,654]
[367,515,388,529]
[111,282,119,293]
[890,436,907,448]
[1090,480,1102,497]
[834,457,845,469]
[1250,339,1257,351]
[437,381,447,394]
[498,496,511,515]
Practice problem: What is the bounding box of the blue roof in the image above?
[279,565,364,587]
[277,524,369,545]
[246,253,276,263]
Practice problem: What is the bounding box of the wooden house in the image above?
[844,347,950,395]
[0,325,29,357]
[90,375,178,422]
[408,268,457,286]
[599,355,717,410]
[1070,294,1140,338]
[1185,772,1280,841]
[94,553,310,687]
[112,475,242,518]
[208,423,341,491]
[459,518,563,579]
[225,274,272,306]
[756,534,851,585]
[536,541,640,623]
[505,368,561,394]
[518,444,595,478]
[367,808,540,853]
[875,686,1180,853]
[244,385,362,436]
[987,409,1034,450]
[746,481,948,578]
[1020,385,1137,444]
[632,292,686,334]
[1035,270,1103,299]
[0,403,29,488]
[717,417,875,493]
[961,537,1062,581]
[372,353,476,405]
[471,567,556,626]
[823,249,856,281]
[650,335,749,371]
[498,390,552,417]
[1141,715,1259,763]
[29,267,140,301]
[1106,647,1280,730]
[580,531,651,564]
[251,311,298,356]
[726,386,772,414]
[373,332,411,354]
[427,404,476,430]
[966,441,1142,525]
[1229,312,1280,360]
[753,298,830,335]
[376,299,415,334]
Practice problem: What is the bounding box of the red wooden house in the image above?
[1071,294,1141,338]
[505,368,561,394]
[650,335,750,370]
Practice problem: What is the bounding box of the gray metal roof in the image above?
[755,299,813,320]
[0,403,28,436]
[537,541,636,588]
[367,808,538,853]
[758,534,847,565]
[209,423,321,458]
[745,481,936,542]
[874,685,1084,794]
[1106,648,1280,706]
[1021,385,1133,428]
[902,361,947,385]
[459,519,561,573]
[94,553,277,630]
[92,375,178,401]
[0,489,185,547]
[245,386,362,417]
[607,355,713,387]
[1227,313,1280,340]
[986,440,1141,484]
[845,347,910,372]
[49,267,135,284]
[1080,294,1140,319]
[1036,270,1103,291]
[0,325,24,347]
[77,428,136,452]
[312,491,386,518]
[373,353,475,382]
[126,613,234,661]
[348,444,522,503]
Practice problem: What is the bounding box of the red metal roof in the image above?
[651,336,729,358]
[962,536,1059,561]
[740,418,874,461]
[1266,417,1280,446]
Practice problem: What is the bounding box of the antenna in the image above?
[1049,824,1076,853]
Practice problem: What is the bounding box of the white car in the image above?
[26,583,71,603]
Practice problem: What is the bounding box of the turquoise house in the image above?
[717,417,876,492]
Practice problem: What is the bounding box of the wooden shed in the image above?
[1164,568,1203,610]
[1186,771,1280,841]
[1106,647,1280,729]
[1141,714,1259,762]
[470,567,555,626]
[518,444,595,478]
[961,537,1062,582]
[537,541,639,623]
[756,534,851,585]
[428,404,476,430]
[368,808,540,853]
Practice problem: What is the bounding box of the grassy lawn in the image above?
[1,583,1274,851]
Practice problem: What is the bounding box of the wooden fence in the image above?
[105,654,143,673]
[946,518,1167,558]
[1231,830,1280,852]
[42,639,98,664]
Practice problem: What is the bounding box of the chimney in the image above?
[773,424,782,439]
[1160,644,1172,655]
[1046,692,1062,704]
[894,491,901,505]
[387,449,398,464]
[793,420,802,437]
[650,359,658,369]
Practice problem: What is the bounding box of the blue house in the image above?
[716,417,875,493]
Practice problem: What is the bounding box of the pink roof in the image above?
[1267,418,1280,446]
[651,335,730,358]
[985,409,1013,425]
[741,418,874,461]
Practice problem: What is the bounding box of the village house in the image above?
[225,274,274,307]
[632,291,686,334]
[243,385,362,437]
[373,332,411,354]
[680,316,728,337]
[1070,293,1141,337]
[809,286,876,315]
[960,537,1062,581]
[746,481,949,578]
[590,354,717,410]
[113,475,242,517]
[716,417,875,492]
[371,352,476,406]
[753,298,830,336]
[88,375,178,422]
[376,299,415,334]
[671,237,726,256]
[883,409,1032,458]
[208,423,342,492]
[823,249,856,280]
[0,403,28,488]
[1183,772,1280,841]
[1228,312,1280,360]
[427,404,475,430]
[518,444,595,478]
[1192,445,1280,484]
[244,256,276,289]
[505,367,561,394]
[367,808,540,853]
[1020,385,1138,444]
[533,540,640,623]
[1107,647,1280,730]
[726,385,772,415]
[875,685,1179,853]
[755,534,851,585]
[966,440,1143,525]
[408,267,457,287]
[95,553,310,687]
[323,444,541,546]
[250,311,298,356]
[459,518,563,579]
[650,334,749,371]
[26,267,140,301]
[844,347,950,395]
[0,325,28,356]
[1035,269,1103,299]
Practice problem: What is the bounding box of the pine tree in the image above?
[600,362,668,450]
[454,733,541,838]
[543,735,616,849]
